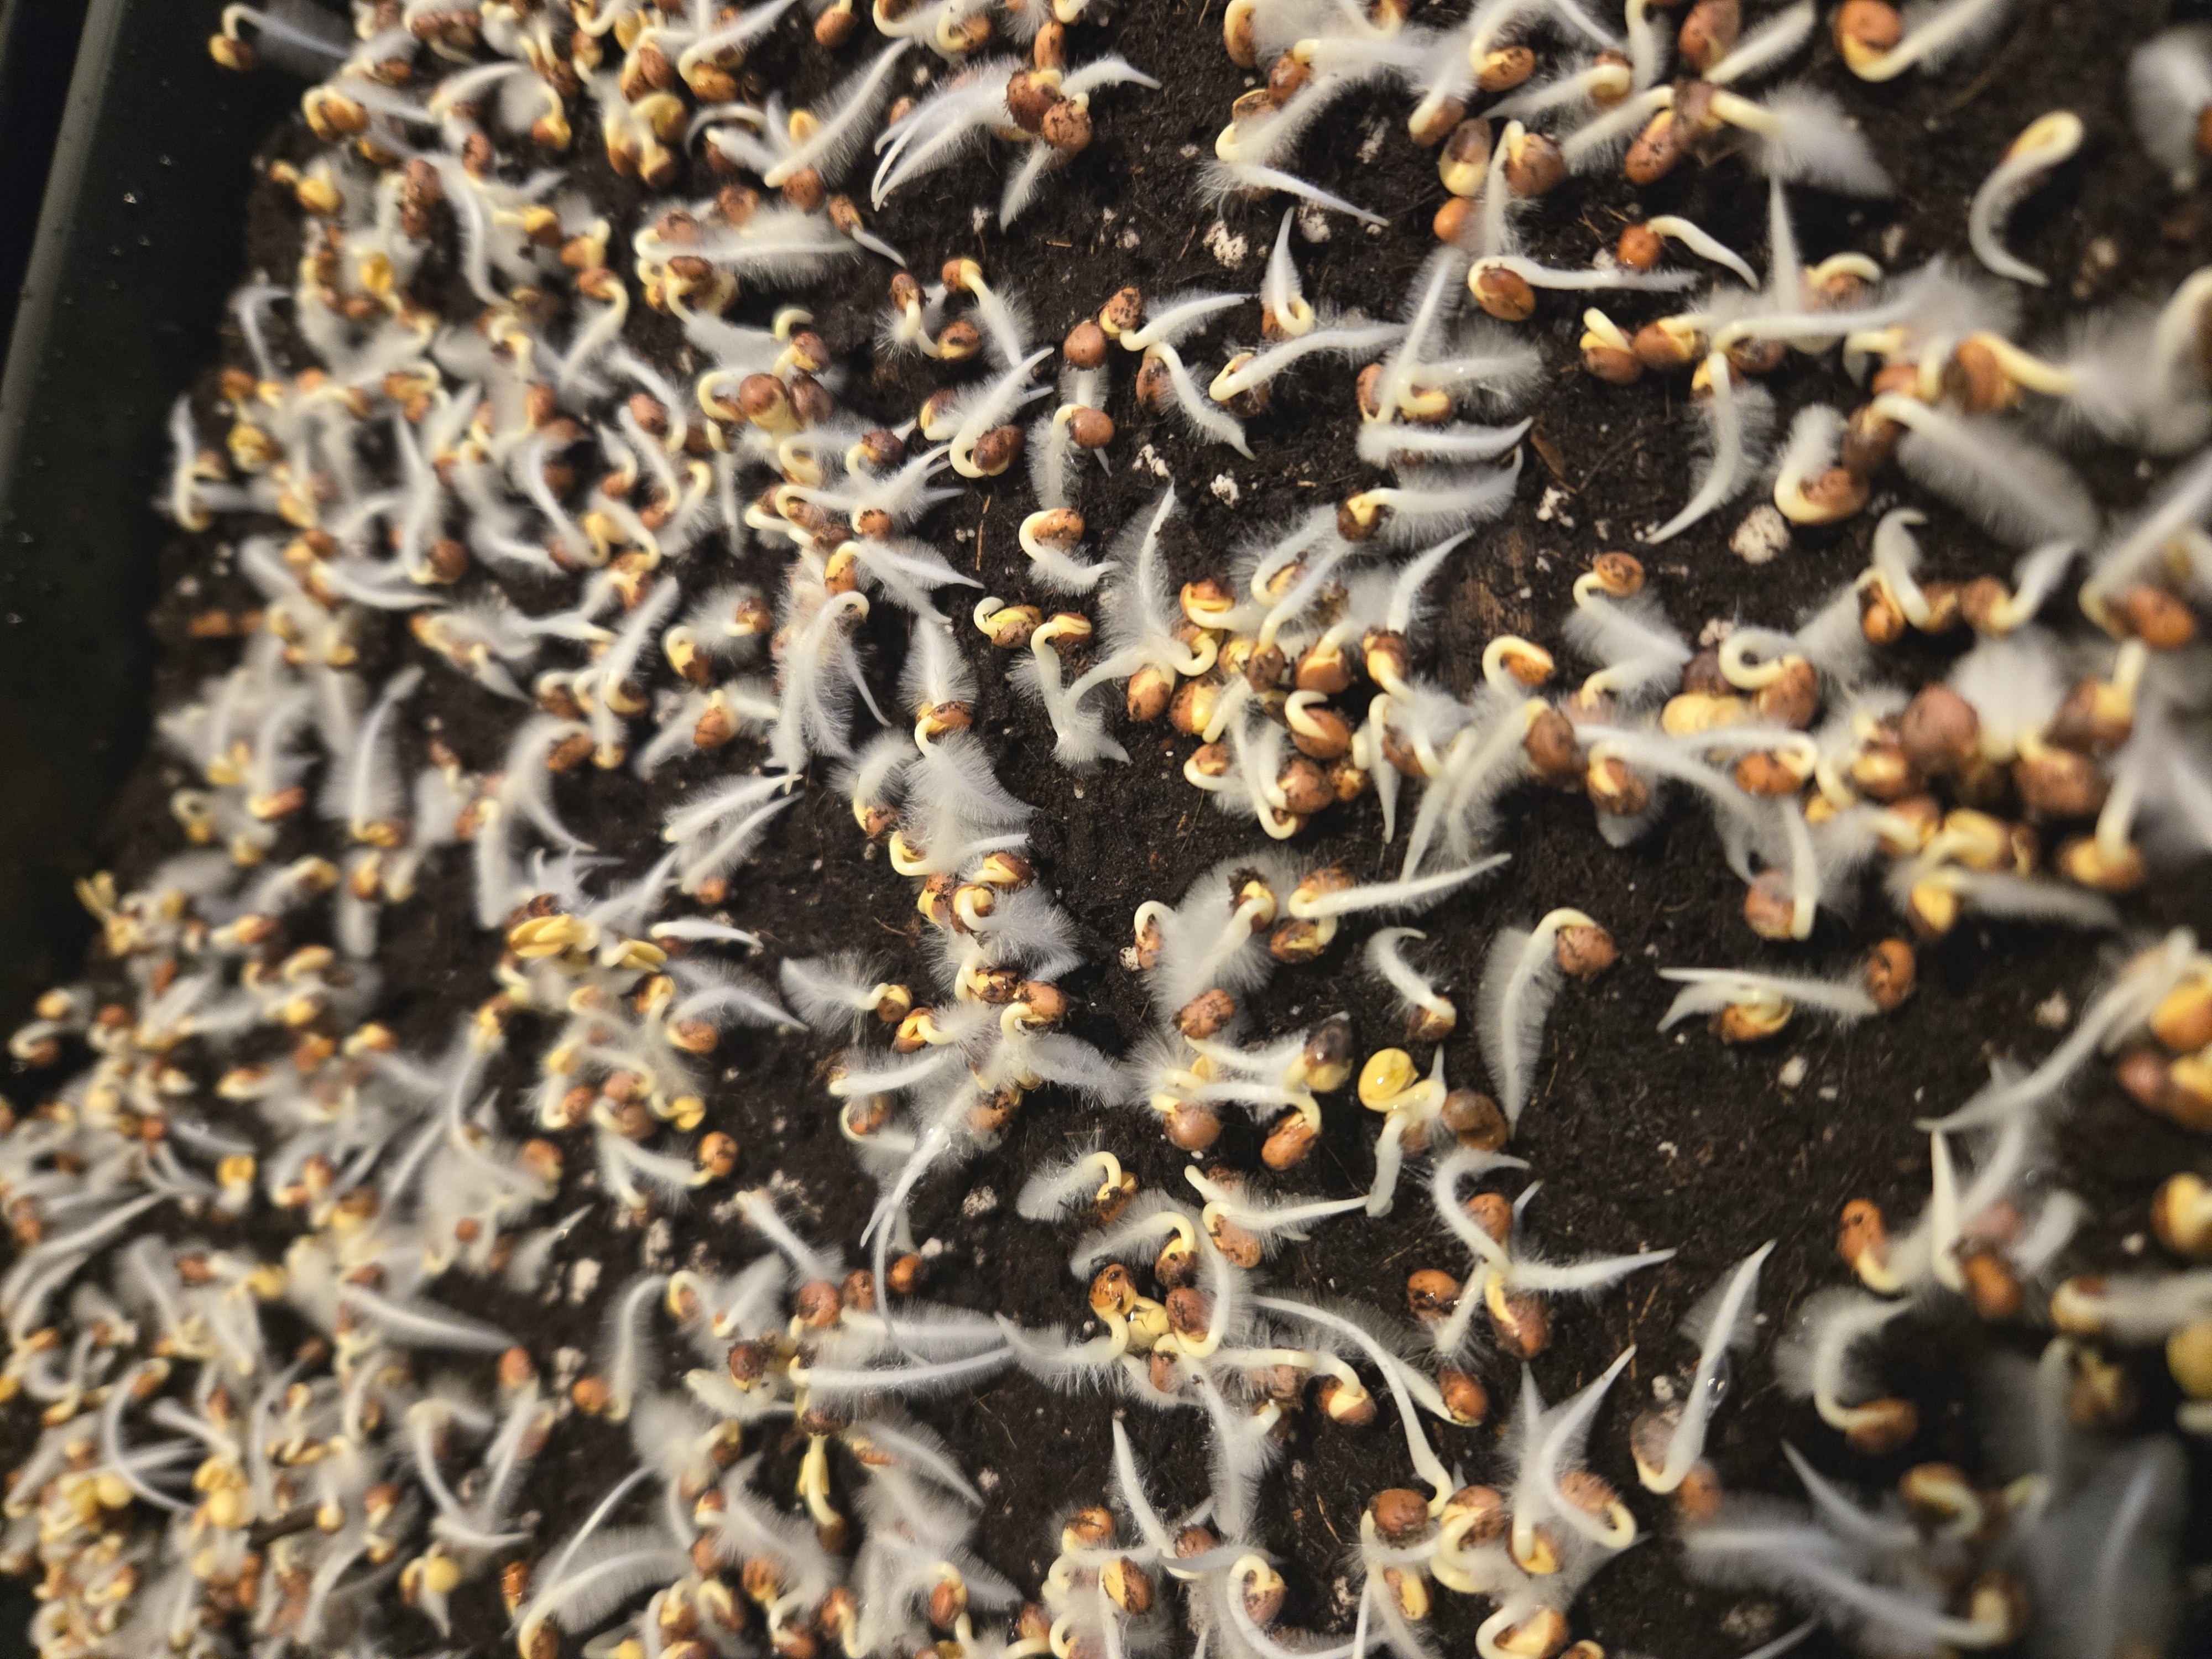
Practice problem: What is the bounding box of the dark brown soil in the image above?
[12,2,2212,1657]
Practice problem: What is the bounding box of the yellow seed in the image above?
[1718,999,1793,1044]
[1660,692,1749,735]
[1906,879,1958,938]
[606,937,668,972]
[507,914,594,958]
[1387,1566,1431,1619]
[2150,979,2212,1052]
[1123,1298,1170,1352]
[2174,1053,2212,1106]
[2169,1321,2212,1400]
[1510,1524,1559,1575]
[2152,1173,2211,1259]
[1358,1048,1420,1110]
[1938,810,2010,871]
[246,1265,288,1299]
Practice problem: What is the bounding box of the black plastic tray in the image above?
[0,0,297,1027]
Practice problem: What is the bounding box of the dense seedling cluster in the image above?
[0,1,2208,1657]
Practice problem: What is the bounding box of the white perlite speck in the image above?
[1210,472,1241,505]
[1731,503,1791,565]
[1777,1055,1808,1089]
[1133,442,1172,479]
[1535,485,1575,527]
[1296,203,1332,242]
[1357,118,1388,163]
[566,1258,601,1304]
[2035,991,2072,1029]
[1204,220,1248,268]
[961,1186,999,1218]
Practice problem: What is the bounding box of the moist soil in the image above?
[13,1,2212,1656]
